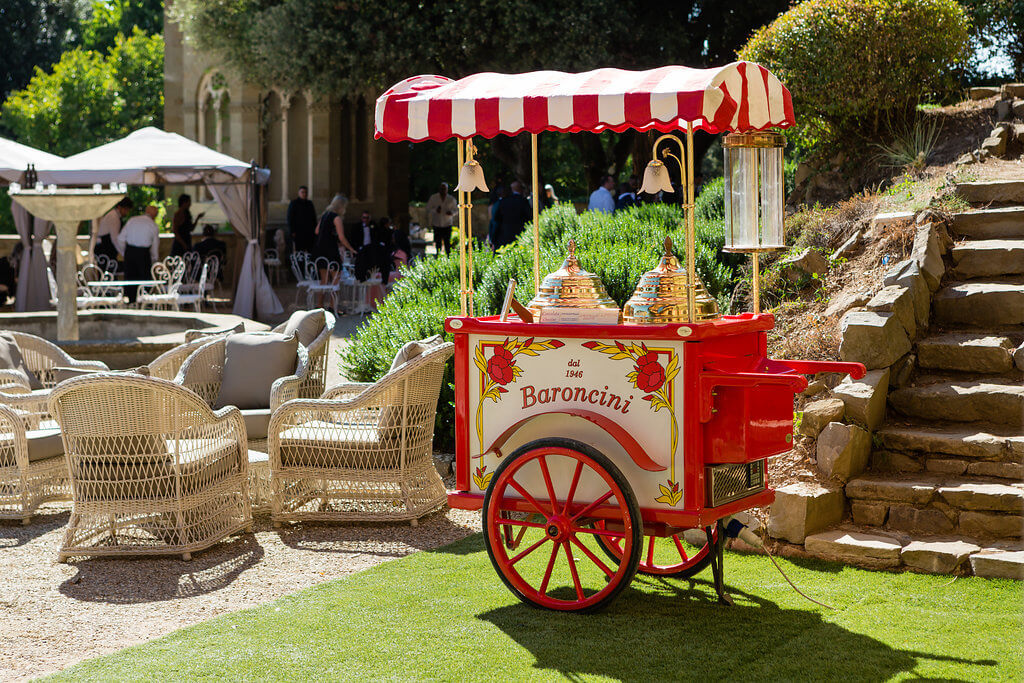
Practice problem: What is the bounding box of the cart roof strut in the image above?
[374,62,794,143]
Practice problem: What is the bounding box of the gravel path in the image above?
[0,500,480,681]
[0,317,483,681]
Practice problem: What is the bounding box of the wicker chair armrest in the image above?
[321,382,374,400]
[62,359,109,371]
[0,388,51,417]
[0,404,26,435]
[269,398,372,437]
[0,370,31,392]
[269,343,310,411]
[211,404,248,455]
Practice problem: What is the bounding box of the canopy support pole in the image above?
[752,252,761,314]
[531,133,540,295]
[457,140,467,316]
[686,123,696,323]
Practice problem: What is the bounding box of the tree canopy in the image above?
[0,0,79,101]
[170,0,789,95]
[1,29,164,157]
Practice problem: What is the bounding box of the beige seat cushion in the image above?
[241,408,272,440]
[282,309,325,348]
[277,421,399,469]
[71,438,239,502]
[0,333,42,390]
[215,332,298,410]
[26,428,63,463]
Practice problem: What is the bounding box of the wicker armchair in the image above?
[147,325,243,382]
[48,374,251,561]
[269,341,453,527]
[177,335,309,452]
[0,331,109,390]
[271,310,335,399]
[0,404,68,523]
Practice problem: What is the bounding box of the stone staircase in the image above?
[803,179,1024,578]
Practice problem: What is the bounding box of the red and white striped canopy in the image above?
[375,61,794,142]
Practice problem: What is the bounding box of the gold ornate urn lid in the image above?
[526,239,620,316]
[623,236,719,324]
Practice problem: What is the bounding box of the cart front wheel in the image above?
[594,523,716,578]
[483,438,641,612]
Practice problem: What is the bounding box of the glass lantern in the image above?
[722,132,786,252]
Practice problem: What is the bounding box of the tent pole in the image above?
[456,140,467,316]
[686,123,696,323]
[531,133,540,295]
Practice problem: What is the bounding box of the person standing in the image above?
[615,182,637,212]
[94,197,133,263]
[116,205,161,304]
[425,182,457,256]
[171,194,203,257]
[588,174,616,213]
[287,185,317,253]
[493,180,532,249]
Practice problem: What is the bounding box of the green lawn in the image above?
[49,534,1022,682]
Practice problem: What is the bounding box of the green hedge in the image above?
[341,196,738,451]
[739,0,970,155]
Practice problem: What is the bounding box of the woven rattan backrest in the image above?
[149,337,217,381]
[8,331,74,388]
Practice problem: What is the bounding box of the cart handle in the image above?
[480,409,666,472]
[771,359,867,380]
[698,371,808,424]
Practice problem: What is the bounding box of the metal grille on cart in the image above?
[705,460,766,507]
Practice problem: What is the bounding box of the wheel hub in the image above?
[544,515,570,542]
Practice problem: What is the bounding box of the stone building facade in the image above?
[162,8,409,229]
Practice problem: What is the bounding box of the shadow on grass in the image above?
[0,509,69,547]
[59,533,263,604]
[468,533,999,681]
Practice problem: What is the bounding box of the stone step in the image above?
[933,279,1024,327]
[955,180,1024,205]
[916,332,1016,373]
[802,526,1023,576]
[952,239,1024,278]
[875,423,1024,461]
[872,450,1024,481]
[845,474,1024,538]
[950,207,1024,240]
[889,379,1024,426]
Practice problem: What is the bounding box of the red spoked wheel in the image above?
[482,438,642,612]
[593,522,716,578]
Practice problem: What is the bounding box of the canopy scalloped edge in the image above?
[374,61,794,143]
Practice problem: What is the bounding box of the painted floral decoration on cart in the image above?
[473,336,564,488]
[583,340,682,506]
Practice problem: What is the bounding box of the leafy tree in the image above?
[0,0,79,101]
[80,0,164,52]
[169,0,789,186]
[960,0,1024,80]
[1,30,164,156]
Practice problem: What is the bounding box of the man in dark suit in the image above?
[287,186,317,253]
[493,180,532,249]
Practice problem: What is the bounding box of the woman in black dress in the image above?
[313,194,352,305]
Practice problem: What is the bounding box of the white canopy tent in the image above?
[0,136,61,312]
[39,127,281,320]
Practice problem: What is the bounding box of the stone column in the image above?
[280,93,291,202]
[53,221,80,341]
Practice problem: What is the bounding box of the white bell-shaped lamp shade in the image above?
[639,159,674,195]
[723,132,786,252]
[455,160,489,193]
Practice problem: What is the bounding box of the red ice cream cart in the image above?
[375,63,864,611]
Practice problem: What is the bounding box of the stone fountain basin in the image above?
[0,310,269,369]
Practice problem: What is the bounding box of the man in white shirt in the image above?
[425,182,457,255]
[587,174,616,214]
[115,205,161,303]
[94,197,132,262]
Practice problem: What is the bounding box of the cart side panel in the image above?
[459,329,691,510]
